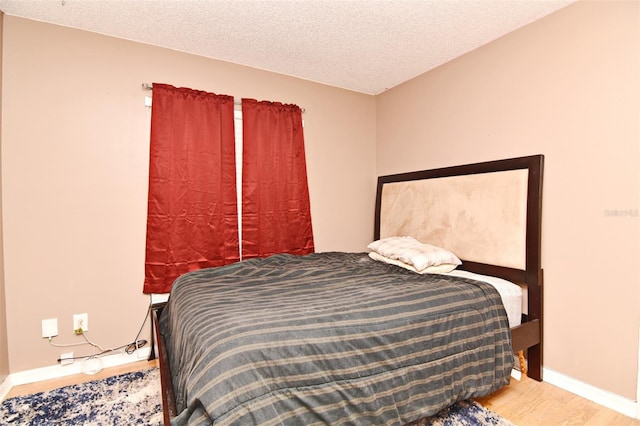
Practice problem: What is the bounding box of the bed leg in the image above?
[518,350,527,377]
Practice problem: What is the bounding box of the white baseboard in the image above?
[637,325,640,419]
[0,347,151,402]
[0,376,12,403]
[543,367,639,420]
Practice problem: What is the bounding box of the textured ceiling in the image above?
[0,0,575,95]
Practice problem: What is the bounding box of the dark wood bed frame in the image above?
[151,302,178,425]
[151,154,544,424]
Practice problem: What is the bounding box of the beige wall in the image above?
[0,10,8,383]
[377,0,639,400]
[0,17,376,372]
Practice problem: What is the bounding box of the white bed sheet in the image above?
[444,270,522,328]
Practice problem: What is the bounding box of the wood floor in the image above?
[475,377,640,426]
[5,361,640,425]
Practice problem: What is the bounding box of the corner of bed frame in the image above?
[151,302,178,425]
[374,155,545,382]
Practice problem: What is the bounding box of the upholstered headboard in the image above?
[375,155,542,282]
[378,169,528,270]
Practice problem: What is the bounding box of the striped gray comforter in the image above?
[159,252,513,425]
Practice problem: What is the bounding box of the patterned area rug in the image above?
[411,400,514,425]
[0,368,162,425]
[0,367,512,425]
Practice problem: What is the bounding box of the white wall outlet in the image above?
[60,352,73,365]
[73,313,88,334]
[41,318,58,338]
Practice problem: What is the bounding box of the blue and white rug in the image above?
[0,367,513,425]
[411,400,515,425]
[0,368,162,425]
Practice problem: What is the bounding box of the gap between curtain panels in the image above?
[141,83,305,113]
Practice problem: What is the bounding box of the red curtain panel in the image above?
[241,99,315,259]
[143,84,239,294]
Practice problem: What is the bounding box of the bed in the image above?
[151,154,544,425]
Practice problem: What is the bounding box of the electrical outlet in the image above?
[73,313,88,334]
[60,352,73,365]
[41,318,58,338]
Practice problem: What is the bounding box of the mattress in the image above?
[159,252,514,425]
[444,270,522,327]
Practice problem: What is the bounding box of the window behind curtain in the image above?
[143,84,239,294]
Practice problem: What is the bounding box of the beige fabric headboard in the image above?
[374,155,543,285]
[379,169,528,270]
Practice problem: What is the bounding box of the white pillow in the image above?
[368,251,458,274]
[367,236,461,272]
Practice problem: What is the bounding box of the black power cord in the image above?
[125,339,148,355]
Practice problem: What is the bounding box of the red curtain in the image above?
[241,99,315,259]
[143,84,239,294]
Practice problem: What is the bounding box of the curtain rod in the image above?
[142,83,305,113]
